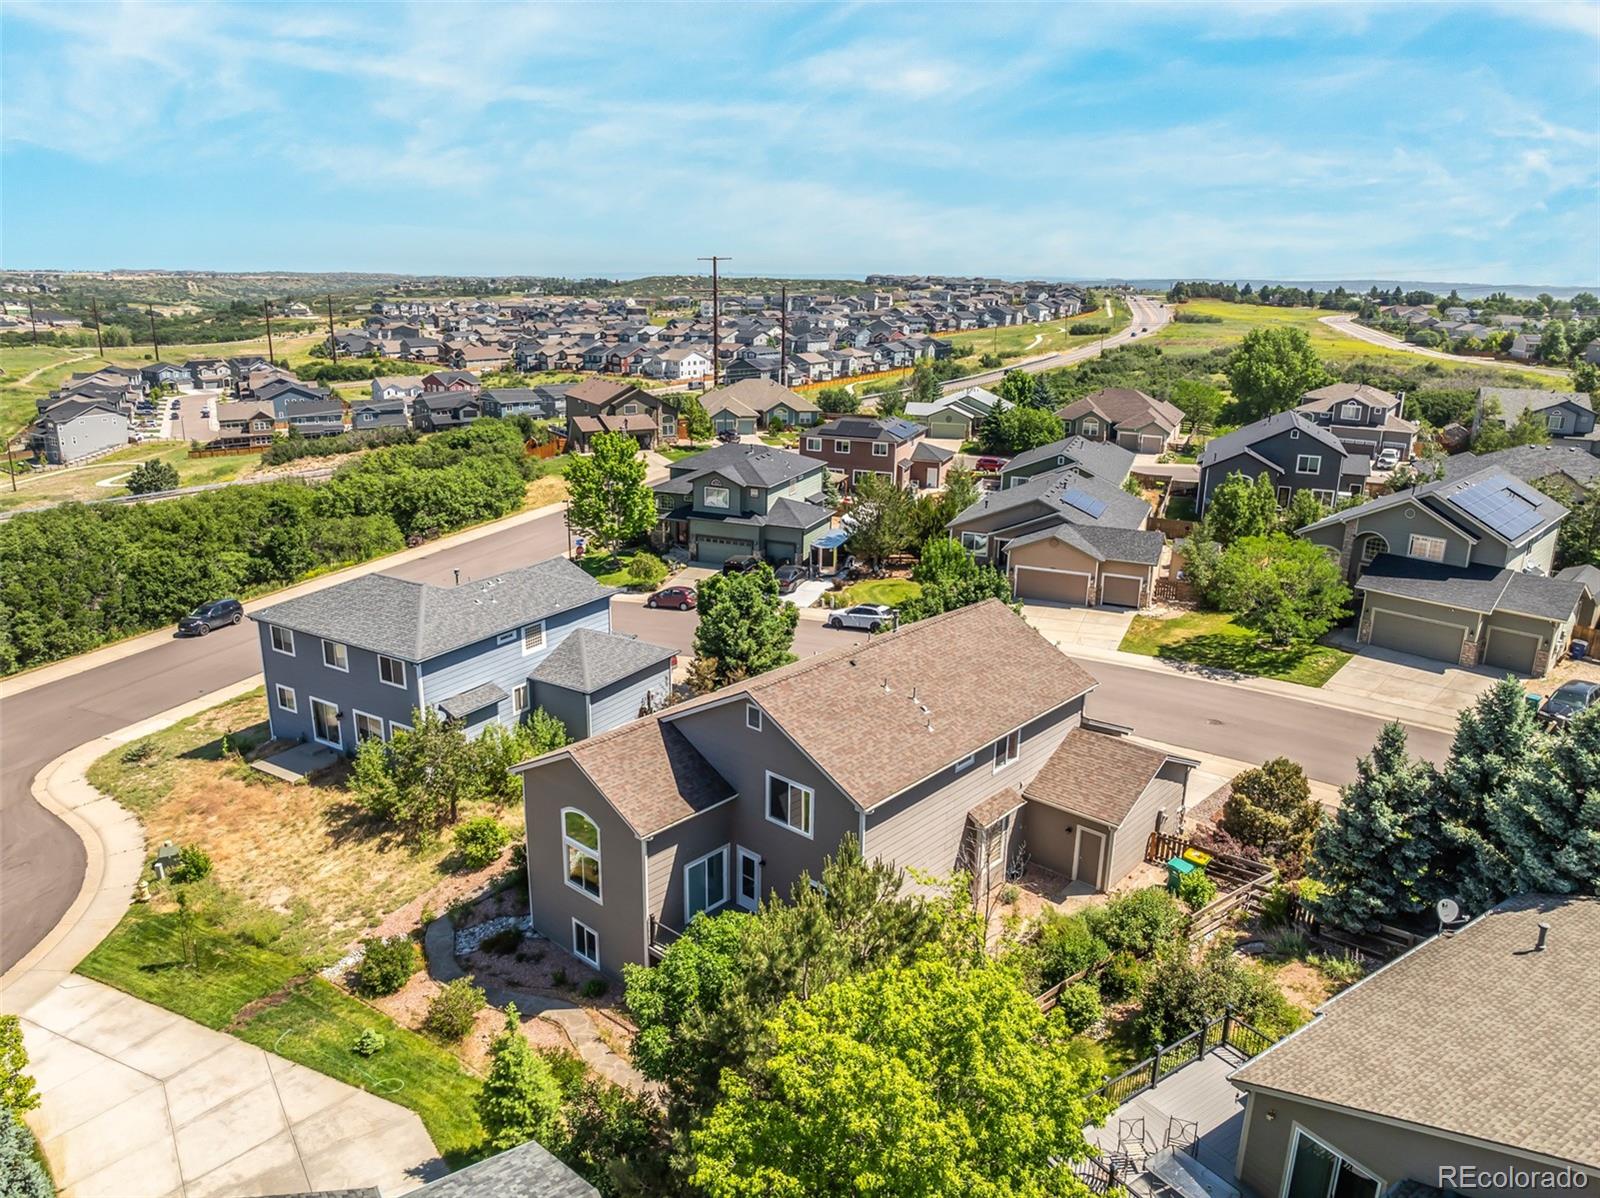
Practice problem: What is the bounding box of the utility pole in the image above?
[5,440,16,492]
[779,282,788,389]
[90,298,104,357]
[263,301,276,364]
[148,306,161,361]
[25,298,37,346]
[326,297,339,363]
[697,255,729,388]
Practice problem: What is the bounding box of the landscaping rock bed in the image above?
[455,913,534,956]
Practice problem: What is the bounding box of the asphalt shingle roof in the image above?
[816,416,923,442]
[1025,728,1171,826]
[1355,554,1585,622]
[252,557,616,662]
[658,442,825,489]
[1004,435,1135,482]
[949,466,1151,531]
[1199,410,1346,469]
[1232,894,1600,1172]
[1479,386,1593,420]
[530,628,675,694]
[1442,444,1600,490]
[436,681,509,719]
[1004,522,1165,566]
[409,1138,598,1197]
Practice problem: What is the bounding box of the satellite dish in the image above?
[1436,898,1460,924]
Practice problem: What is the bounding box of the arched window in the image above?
[562,809,601,901]
[1359,533,1388,567]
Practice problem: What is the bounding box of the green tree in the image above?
[1507,407,1552,447]
[566,431,655,562]
[350,707,477,836]
[844,471,916,572]
[1312,723,1443,932]
[1571,360,1599,396]
[1206,533,1350,644]
[472,710,569,806]
[689,955,1106,1198]
[907,362,941,408]
[678,393,714,442]
[1225,326,1331,421]
[814,387,859,415]
[900,537,1011,623]
[1540,320,1571,364]
[1169,378,1224,431]
[980,405,1063,455]
[1133,942,1301,1052]
[1281,488,1327,532]
[691,565,798,690]
[125,458,180,495]
[1200,471,1279,546]
[0,1108,52,1198]
[0,1015,38,1116]
[1222,757,1324,862]
[478,1004,565,1151]
[996,369,1036,411]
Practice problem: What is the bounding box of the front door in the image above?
[1074,828,1104,889]
[310,698,342,749]
[736,847,761,911]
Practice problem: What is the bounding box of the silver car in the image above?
[826,603,896,632]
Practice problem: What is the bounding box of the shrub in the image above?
[0,1107,51,1198]
[121,738,159,764]
[1175,866,1218,911]
[1222,757,1323,862]
[1267,930,1312,961]
[423,977,487,1041]
[168,844,212,884]
[1053,982,1103,1034]
[1001,884,1020,906]
[481,927,522,956]
[454,817,512,870]
[1097,950,1145,1001]
[1134,942,1306,1052]
[551,967,569,988]
[1033,911,1108,988]
[1308,951,1366,988]
[580,978,608,999]
[1085,887,1187,957]
[355,934,419,997]
[626,551,668,590]
[351,1028,386,1057]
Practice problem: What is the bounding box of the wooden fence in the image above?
[188,444,267,458]
[526,434,566,459]
[1144,831,1278,942]
[1572,623,1600,658]
[792,366,912,393]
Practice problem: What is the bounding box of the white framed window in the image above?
[872,441,889,457]
[684,845,729,922]
[992,728,1021,772]
[805,436,822,453]
[571,919,599,968]
[389,720,413,738]
[562,808,602,901]
[377,655,407,688]
[1408,534,1447,562]
[1282,1128,1380,1198]
[1081,419,1099,436]
[270,625,295,656]
[522,622,546,654]
[1294,454,1321,474]
[704,484,731,510]
[497,629,517,646]
[353,710,385,743]
[736,847,761,911]
[1341,401,1362,421]
[953,753,975,773]
[274,684,297,713]
[960,531,987,554]
[834,439,851,454]
[1546,411,1564,430]
[766,770,814,838]
[745,703,762,731]
[513,683,530,714]
[309,697,342,749]
[321,639,349,672]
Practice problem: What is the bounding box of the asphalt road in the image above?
[0,494,1454,973]
[946,294,1172,392]
[1319,314,1568,378]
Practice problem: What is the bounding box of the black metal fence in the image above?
[1093,1005,1277,1107]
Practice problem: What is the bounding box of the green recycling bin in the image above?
[1166,856,1196,893]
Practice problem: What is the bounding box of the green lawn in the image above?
[574,547,665,590]
[942,297,1132,366]
[839,578,922,606]
[1120,611,1351,687]
[77,901,485,1161]
[658,443,715,462]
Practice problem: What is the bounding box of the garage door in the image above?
[1014,567,1090,605]
[1482,627,1539,675]
[1139,433,1163,453]
[1100,574,1144,608]
[1116,430,1141,450]
[765,540,797,564]
[1369,609,1467,664]
[694,535,755,565]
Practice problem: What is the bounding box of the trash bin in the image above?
[1166,856,1196,893]
[1524,691,1542,713]
[1571,641,1588,661]
[1181,847,1213,868]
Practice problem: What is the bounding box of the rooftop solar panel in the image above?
[1061,487,1108,520]
[1452,474,1544,541]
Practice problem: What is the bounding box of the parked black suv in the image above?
[721,555,764,575]
[178,598,244,636]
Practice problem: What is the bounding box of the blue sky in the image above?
[3,1,1598,285]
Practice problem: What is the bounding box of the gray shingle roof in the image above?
[1478,386,1592,421]
[949,466,1151,531]
[436,681,509,719]
[410,1139,598,1197]
[1199,410,1346,469]
[816,416,923,442]
[1442,444,1600,490]
[1355,554,1584,622]
[1299,465,1567,545]
[1003,435,1134,482]
[910,440,956,463]
[530,628,674,694]
[1004,522,1165,566]
[659,442,825,489]
[764,497,834,529]
[252,557,616,661]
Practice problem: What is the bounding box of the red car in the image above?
[975,456,1006,473]
[646,585,696,611]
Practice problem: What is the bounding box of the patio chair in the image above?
[1164,1115,1200,1157]
[1118,1117,1155,1168]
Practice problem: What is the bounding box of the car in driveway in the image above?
[646,585,696,611]
[773,564,805,594]
[1376,446,1402,470]
[1538,679,1600,726]
[178,598,244,636]
[974,456,1006,473]
[721,555,764,575]
[826,603,896,632]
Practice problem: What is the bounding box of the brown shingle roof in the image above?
[1024,728,1168,825]
[1057,387,1182,432]
[967,786,1025,830]
[1231,893,1600,1170]
[559,721,735,838]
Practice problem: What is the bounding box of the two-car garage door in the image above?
[1368,608,1467,664]
[694,534,754,565]
[1014,567,1090,605]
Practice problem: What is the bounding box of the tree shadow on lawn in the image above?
[1154,632,1327,682]
[176,719,274,763]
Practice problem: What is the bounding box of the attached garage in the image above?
[1368,608,1468,663]
[764,539,798,564]
[1482,626,1540,675]
[1100,573,1144,608]
[1014,566,1091,605]
[693,533,755,565]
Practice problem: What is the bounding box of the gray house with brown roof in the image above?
[1055,387,1182,453]
[514,601,1195,977]
[1232,894,1599,1198]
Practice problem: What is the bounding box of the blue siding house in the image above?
[251,557,675,751]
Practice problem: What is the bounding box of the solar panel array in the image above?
[1451,473,1545,540]
[1061,487,1108,520]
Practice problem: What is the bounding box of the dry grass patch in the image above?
[89,689,526,962]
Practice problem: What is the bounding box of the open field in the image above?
[0,441,260,512]
[1120,611,1352,687]
[942,297,1131,365]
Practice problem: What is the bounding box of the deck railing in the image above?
[647,916,681,958]
[1093,1005,1277,1107]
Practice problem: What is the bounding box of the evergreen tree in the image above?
[478,1003,565,1152]
[691,564,798,690]
[1311,723,1442,931]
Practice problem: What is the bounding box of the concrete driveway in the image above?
[1321,644,1499,719]
[1020,603,1136,652]
[21,977,441,1198]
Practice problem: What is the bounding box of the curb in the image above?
[0,677,262,1015]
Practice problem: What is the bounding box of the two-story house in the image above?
[904,385,1006,442]
[140,362,191,392]
[1296,382,1417,461]
[413,391,480,431]
[280,397,347,438]
[650,442,833,566]
[564,378,673,452]
[250,556,675,752]
[211,401,277,449]
[31,397,130,465]
[350,398,411,431]
[999,435,1135,489]
[804,417,937,491]
[185,359,231,391]
[1055,387,1183,453]
[514,600,1195,977]
[420,369,482,394]
[480,388,556,420]
[1297,467,1584,674]
[1477,387,1599,454]
[1197,410,1369,513]
[371,376,425,404]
